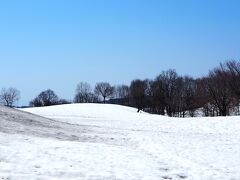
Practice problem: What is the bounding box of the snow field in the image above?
[0,103,239,179]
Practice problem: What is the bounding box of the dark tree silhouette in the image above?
[74,82,98,103]
[0,87,20,107]
[179,76,197,117]
[150,78,166,115]
[130,79,148,112]
[156,69,180,116]
[225,60,240,99]
[203,67,233,116]
[115,85,129,99]
[30,89,59,107]
[94,82,114,103]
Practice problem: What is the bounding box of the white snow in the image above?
[0,103,240,179]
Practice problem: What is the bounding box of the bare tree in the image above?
[150,78,166,115]
[155,69,180,116]
[130,79,148,112]
[94,82,114,103]
[74,82,96,103]
[179,76,197,117]
[0,87,20,107]
[203,67,233,116]
[30,89,59,107]
[192,78,210,116]
[150,70,197,117]
[115,85,129,98]
[111,85,130,105]
[224,60,240,112]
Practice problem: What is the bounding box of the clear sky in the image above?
[0,0,240,106]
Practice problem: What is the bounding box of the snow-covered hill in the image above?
[0,104,240,179]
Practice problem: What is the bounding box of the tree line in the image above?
[29,82,115,107]
[1,60,240,117]
[126,60,240,117]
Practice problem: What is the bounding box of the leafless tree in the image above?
[150,78,166,115]
[111,85,130,105]
[0,87,20,107]
[191,78,211,116]
[130,79,148,112]
[94,82,114,103]
[74,82,96,103]
[155,69,180,116]
[30,89,59,107]
[179,76,197,117]
[203,67,234,116]
[224,60,240,113]
[150,70,198,117]
[115,85,129,99]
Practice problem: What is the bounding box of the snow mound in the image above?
[0,105,122,144]
[23,103,240,134]
[23,103,145,120]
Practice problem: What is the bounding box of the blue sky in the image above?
[0,0,240,106]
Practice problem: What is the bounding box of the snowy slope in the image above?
[1,104,240,179]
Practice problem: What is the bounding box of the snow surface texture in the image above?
[0,104,240,179]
